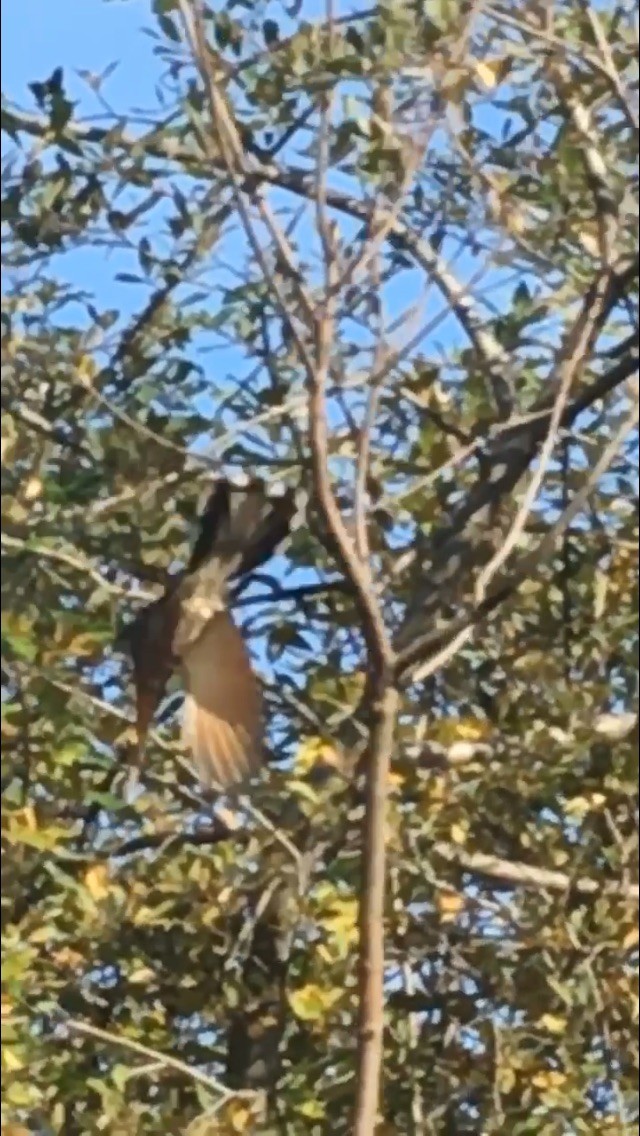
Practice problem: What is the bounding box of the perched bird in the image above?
[122,477,300,790]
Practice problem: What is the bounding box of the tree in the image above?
[2,1,638,1132]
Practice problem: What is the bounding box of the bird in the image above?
[121,476,300,790]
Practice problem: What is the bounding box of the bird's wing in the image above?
[180,610,263,790]
[186,477,302,579]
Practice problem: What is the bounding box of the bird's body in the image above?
[124,478,298,790]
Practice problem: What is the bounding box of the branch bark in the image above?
[396,340,639,671]
[431,841,639,901]
[353,683,399,1136]
[396,397,639,682]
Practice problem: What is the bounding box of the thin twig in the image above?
[475,266,616,603]
[6,105,521,389]
[178,0,316,378]
[64,1017,251,1100]
[354,260,386,563]
[0,533,155,603]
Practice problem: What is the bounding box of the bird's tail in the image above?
[186,476,302,582]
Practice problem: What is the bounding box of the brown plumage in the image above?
[180,611,263,789]
[122,478,299,790]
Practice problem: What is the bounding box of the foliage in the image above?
[1,0,638,1132]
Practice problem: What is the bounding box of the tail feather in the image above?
[180,611,262,790]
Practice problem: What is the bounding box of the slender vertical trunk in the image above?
[353,683,399,1135]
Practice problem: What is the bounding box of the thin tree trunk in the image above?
[353,683,399,1135]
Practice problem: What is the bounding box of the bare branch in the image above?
[177,0,316,381]
[550,62,620,264]
[5,105,519,388]
[398,316,639,660]
[432,842,638,901]
[108,822,235,859]
[475,264,620,602]
[0,397,92,459]
[398,399,639,683]
[63,1017,252,1102]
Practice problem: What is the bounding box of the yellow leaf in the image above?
[66,632,103,658]
[440,68,470,105]
[23,476,43,502]
[448,739,490,763]
[502,205,527,235]
[434,717,492,745]
[325,898,358,933]
[6,814,69,851]
[51,947,85,970]
[2,1047,24,1072]
[129,966,155,985]
[450,822,468,845]
[437,890,464,922]
[295,736,342,774]
[76,354,97,387]
[532,1069,567,1090]
[475,57,512,89]
[564,795,589,817]
[565,793,605,818]
[496,1066,517,1093]
[322,897,359,957]
[228,1102,252,1133]
[297,1099,326,1120]
[22,806,38,832]
[1,434,16,467]
[577,228,601,257]
[538,1013,567,1035]
[418,777,447,815]
[289,984,341,1022]
[622,926,639,950]
[84,863,111,901]
[456,718,491,741]
[213,1100,255,1134]
[594,712,637,741]
[388,770,405,791]
[131,904,158,926]
[29,925,57,944]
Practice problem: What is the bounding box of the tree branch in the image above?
[396,397,639,682]
[432,842,638,901]
[4,104,517,384]
[108,822,235,859]
[63,1016,252,1102]
[396,335,639,665]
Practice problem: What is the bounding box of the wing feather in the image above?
[180,611,263,790]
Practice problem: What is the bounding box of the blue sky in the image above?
[1,0,516,354]
[2,1,170,322]
[2,1,162,112]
